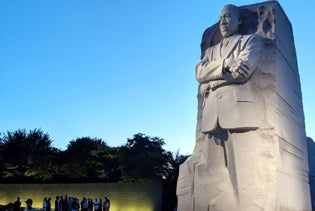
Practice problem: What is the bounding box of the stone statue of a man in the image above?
[177,4,266,210]
[178,2,312,210]
[196,4,262,133]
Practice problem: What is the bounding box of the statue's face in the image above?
[220,5,241,38]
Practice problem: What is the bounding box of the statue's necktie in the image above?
[221,39,229,56]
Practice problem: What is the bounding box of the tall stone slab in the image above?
[307,137,315,210]
[177,1,311,210]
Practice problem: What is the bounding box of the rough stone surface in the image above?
[307,137,315,210]
[177,1,311,210]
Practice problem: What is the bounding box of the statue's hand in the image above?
[223,58,233,70]
[226,59,250,79]
[233,64,250,79]
[200,83,210,96]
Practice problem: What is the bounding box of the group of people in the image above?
[54,196,110,211]
[3,197,34,211]
[3,196,110,211]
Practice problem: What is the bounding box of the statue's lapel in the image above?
[222,35,241,59]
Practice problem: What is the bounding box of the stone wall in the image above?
[0,183,163,211]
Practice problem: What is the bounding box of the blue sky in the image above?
[0,0,314,155]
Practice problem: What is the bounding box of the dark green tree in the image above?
[0,129,58,182]
[161,150,189,211]
[0,129,189,187]
[56,137,120,182]
[0,135,4,181]
[165,150,190,183]
[119,133,173,183]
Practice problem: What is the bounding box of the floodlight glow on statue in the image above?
[177,2,311,211]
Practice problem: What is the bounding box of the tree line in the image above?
[0,128,189,184]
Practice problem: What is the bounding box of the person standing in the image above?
[98,199,102,211]
[103,198,110,211]
[93,199,99,211]
[82,198,88,211]
[46,198,51,211]
[24,199,34,211]
[71,198,79,211]
[42,198,47,211]
[13,197,21,211]
[55,196,59,211]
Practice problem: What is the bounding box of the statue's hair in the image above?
[222,4,242,20]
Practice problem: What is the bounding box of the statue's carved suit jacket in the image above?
[196,33,263,133]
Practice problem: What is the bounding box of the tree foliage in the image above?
[0,129,58,182]
[55,137,120,182]
[0,129,189,183]
[119,133,172,182]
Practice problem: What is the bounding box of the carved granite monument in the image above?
[177,2,311,210]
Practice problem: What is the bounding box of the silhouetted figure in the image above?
[13,197,21,211]
[47,198,51,211]
[6,203,14,211]
[93,199,99,211]
[103,198,110,211]
[24,199,34,211]
[98,199,102,211]
[55,196,59,211]
[42,197,47,211]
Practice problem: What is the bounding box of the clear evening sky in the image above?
[0,0,314,155]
